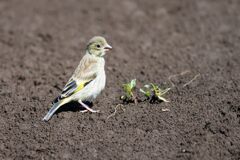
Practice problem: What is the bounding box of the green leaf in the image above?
[145,91,151,97]
[157,96,170,102]
[139,88,145,94]
[144,84,150,88]
[140,83,170,103]
[130,79,136,88]
[140,88,151,97]
[121,79,137,101]
[159,88,171,95]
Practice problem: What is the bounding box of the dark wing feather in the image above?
[61,79,78,98]
[52,78,93,104]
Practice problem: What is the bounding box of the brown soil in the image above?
[0,0,240,159]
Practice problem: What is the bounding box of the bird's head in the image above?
[87,36,112,57]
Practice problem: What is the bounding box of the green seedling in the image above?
[120,79,138,104]
[140,83,170,103]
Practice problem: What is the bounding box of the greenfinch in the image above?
[43,36,112,121]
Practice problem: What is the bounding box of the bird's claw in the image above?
[80,109,100,113]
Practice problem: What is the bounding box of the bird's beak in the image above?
[104,44,112,51]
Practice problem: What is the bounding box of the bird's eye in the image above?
[96,44,101,48]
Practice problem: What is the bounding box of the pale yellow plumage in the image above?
[43,36,112,121]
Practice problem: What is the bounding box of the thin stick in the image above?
[183,73,200,87]
[107,104,125,120]
[162,108,170,112]
[168,70,190,87]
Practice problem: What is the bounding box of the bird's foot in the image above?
[80,110,88,113]
[79,100,100,113]
[88,109,100,113]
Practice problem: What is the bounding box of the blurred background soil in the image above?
[0,0,239,159]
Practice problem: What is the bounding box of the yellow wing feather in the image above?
[73,80,89,94]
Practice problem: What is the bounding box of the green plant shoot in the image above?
[120,79,138,104]
[140,83,170,102]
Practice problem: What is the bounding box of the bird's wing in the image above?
[53,55,98,103]
[61,78,93,98]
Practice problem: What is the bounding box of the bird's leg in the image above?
[78,100,99,113]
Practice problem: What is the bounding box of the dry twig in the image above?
[161,108,170,112]
[107,104,125,120]
[168,70,190,87]
[183,73,201,87]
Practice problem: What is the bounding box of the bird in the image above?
[42,36,112,121]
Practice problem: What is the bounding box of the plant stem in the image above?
[131,92,138,104]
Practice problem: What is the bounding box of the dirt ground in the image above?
[0,0,240,159]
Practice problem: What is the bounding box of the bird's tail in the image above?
[42,98,69,121]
